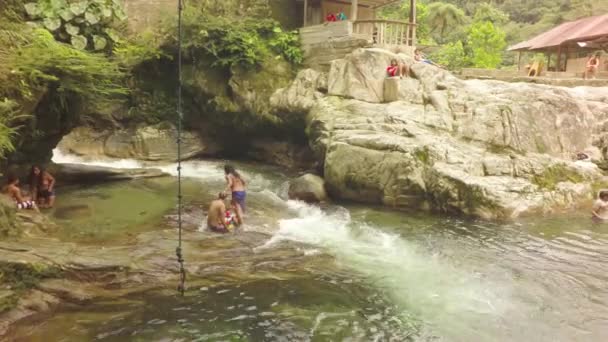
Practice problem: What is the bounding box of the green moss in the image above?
[534,137,548,154]
[532,164,585,190]
[413,148,431,165]
[0,262,62,313]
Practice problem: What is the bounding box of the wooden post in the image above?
[303,0,308,27]
[555,45,562,72]
[351,0,358,21]
[547,52,551,71]
[409,0,416,46]
[517,51,521,71]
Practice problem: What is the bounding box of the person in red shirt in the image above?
[326,13,337,22]
[386,58,409,78]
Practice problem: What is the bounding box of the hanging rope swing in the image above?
[175,0,186,296]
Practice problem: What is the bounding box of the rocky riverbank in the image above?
[272,48,608,219]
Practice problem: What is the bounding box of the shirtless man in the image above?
[30,166,56,208]
[207,192,229,233]
[583,53,600,80]
[4,174,37,211]
[592,190,608,221]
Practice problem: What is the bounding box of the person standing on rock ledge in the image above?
[224,164,246,226]
[591,190,608,221]
[29,165,56,209]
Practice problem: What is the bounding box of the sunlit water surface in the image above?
[8,150,608,341]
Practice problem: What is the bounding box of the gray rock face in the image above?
[246,139,316,170]
[57,123,220,162]
[299,48,608,219]
[288,174,327,203]
[270,69,327,114]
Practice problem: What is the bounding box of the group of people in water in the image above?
[386,49,444,78]
[4,161,607,226]
[206,165,247,233]
[3,166,56,211]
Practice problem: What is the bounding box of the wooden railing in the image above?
[352,19,416,46]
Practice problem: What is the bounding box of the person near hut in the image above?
[583,53,600,80]
[325,12,337,22]
[336,9,347,21]
[3,174,37,211]
[386,58,409,78]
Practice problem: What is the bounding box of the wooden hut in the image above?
[509,14,608,76]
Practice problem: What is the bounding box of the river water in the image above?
[9,151,608,341]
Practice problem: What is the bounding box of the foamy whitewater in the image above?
[52,149,511,340]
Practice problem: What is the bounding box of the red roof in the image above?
[509,14,608,51]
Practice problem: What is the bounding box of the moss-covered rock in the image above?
[0,262,62,313]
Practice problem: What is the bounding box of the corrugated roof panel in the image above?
[509,14,608,51]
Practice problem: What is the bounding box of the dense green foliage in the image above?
[467,21,507,68]
[23,0,126,52]
[0,0,127,160]
[172,6,303,69]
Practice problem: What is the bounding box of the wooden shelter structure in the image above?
[509,14,608,74]
[297,0,417,50]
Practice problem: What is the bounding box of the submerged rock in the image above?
[288,174,327,203]
[297,48,608,219]
[50,163,165,185]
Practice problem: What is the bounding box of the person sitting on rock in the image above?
[3,174,37,211]
[414,49,444,69]
[387,58,409,78]
[29,165,56,208]
[326,12,337,22]
[336,9,347,21]
[207,192,229,233]
[592,190,608,221]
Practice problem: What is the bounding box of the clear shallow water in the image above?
[9,151,608,341]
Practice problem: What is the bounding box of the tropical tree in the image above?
[473,3,509,25]
[467,21,507,68]
[431,40,468,70]
[425,2,467,43]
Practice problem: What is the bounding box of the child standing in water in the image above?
[224,164,246,226]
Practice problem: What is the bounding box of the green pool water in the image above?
[7,159,608,341]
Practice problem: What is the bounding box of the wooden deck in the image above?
[299,19,416,56]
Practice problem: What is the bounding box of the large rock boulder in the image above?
[288,174,327,203]
[300,48,608,219]
[57,123,220,162]
[246,139,316,170]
